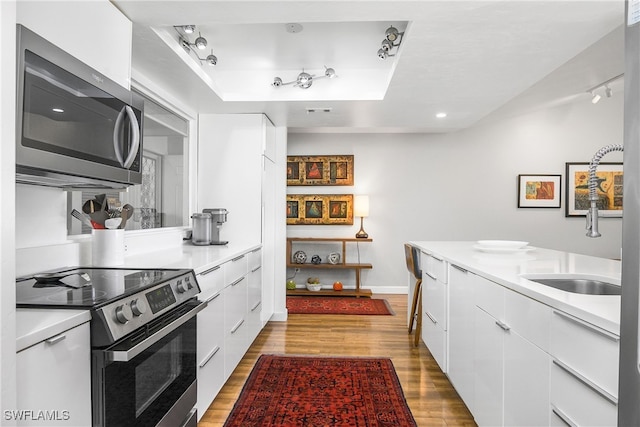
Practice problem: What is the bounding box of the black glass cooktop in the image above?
[16,267,190,309]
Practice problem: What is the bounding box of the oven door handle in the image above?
[105,301,207,362]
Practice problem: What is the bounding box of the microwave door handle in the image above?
[122,106,140,169]
[113,107,126,166]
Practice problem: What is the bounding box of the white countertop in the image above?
[411,241,621,335]
[16,241,260,351]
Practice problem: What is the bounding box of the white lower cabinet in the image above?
[16,322,92,427]
[196,264,225,419]
[447,264,475,410]
[549,310,619,427]
[224,274,248,379]
[473,275,551,427]
[247,248,263,344]
[421,252,448,372]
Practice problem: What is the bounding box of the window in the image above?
[67,93,190,234]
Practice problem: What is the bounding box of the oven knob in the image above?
[177,281,188,293]
[115,304,133,324]
[130,299,147,316]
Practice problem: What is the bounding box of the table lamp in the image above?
[354,195,369,239]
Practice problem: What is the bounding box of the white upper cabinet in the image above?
[16,0,132,89]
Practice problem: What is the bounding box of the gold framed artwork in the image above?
[565,162,623,217]
[287,155,354,186]
[286,194,354,225]
[517,174,561,208]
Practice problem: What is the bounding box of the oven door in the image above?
[93,300,204,427]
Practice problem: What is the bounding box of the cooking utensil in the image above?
[82,199,96,214]
[89,210,109,228]
[71,209,93,228]
[105,217,122,229]
[33,272,91,288]
[118,204,133,229]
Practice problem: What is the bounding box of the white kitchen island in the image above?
[410,241,621,427]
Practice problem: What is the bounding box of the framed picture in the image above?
[565,162,623,217]
[286,194,353,225]
[517,174,561,208]
[287,155,354,186]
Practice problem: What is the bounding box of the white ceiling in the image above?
[112,0,625,134]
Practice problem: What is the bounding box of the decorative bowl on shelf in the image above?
[306,283,322,291]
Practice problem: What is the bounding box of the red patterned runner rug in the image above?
[223,355,417,427]
[286,296,394,315]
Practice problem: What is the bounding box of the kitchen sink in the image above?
[521,274,621,295]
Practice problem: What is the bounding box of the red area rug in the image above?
[224,355,417,427]
[286,296,394,315]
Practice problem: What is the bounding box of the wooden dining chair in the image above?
[404,243,422,346]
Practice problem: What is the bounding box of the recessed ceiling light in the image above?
[436,112,447,118]
[286,23,303,33]
[52,108,64,113]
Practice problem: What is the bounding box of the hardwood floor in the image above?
[197,294,476,426]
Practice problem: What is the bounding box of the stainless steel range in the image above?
[16,267,205,427]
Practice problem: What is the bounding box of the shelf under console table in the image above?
[286,237,373,297]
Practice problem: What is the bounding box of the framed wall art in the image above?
[286,194,354,225]
[287,155,354,186]
[517,174,561,208]
[565,162,623,217]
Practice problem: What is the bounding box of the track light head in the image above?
[324,67,336,78]
[378,48,388,60]
[381,39,393,52]
[195,33,207,49]
[591,92,602,104]
[605,85,613,98]
[183,25,195,34]
[272,77,283,87]
[297,71,313,89]
[385,26,400,42]
[206,51,217,66]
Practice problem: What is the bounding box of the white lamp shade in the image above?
[354,195,369,218]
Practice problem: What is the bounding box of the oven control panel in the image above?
[93,270,200,346]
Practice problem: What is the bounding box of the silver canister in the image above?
[191,213,212,245]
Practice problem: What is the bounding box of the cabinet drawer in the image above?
[197,264,224,297]
[550,361,617,427]
[550,310,619,397]
[422,253,447,284]
[198,289,224,365]
[225,253,248,285]
[505,289,551,353]
[422,316,447,372]
[224,276,247,332]
[423,276,447,331]
[248,248,261,271]
[474,275,504,319]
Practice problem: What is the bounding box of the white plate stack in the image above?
[473,240,534,254]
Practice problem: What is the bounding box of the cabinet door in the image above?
[196,290,225,419]
[447,264,475,409]
[503,330,550,426]
[247,262,263,344]
[16,323,92,427]
[474,306,504,427]
[224,275,248,379]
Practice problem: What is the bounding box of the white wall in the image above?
[288,94,624,291]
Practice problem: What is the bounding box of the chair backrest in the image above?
[404,243,422,280]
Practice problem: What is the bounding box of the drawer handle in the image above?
[425,311,438,325]
[552,310,619,342]
[552,359,618,405]
[199,345,221,368]
[232,255,245,262]
[205,291,221,304]
[200,265,221,276]
[451,264,468,273]
[424,272,437,281]
[495,320,511,331]
[251,266,261,273]
[551,405,577,427]
[231,319,245,334]
[251,248,261,253]
[45,334,66,345]
[231,277,245,287]
[251,301,262,312]
[431,255,443,262]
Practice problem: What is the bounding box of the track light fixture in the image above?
[377,25,404,60]
[586,73,623,104]
[272,67,337,89]
[174,25,218,67]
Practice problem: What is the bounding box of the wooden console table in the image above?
[286,237,373,297]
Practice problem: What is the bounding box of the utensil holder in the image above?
[92,229,125,266]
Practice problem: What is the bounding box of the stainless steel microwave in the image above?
[15,25,144,189]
